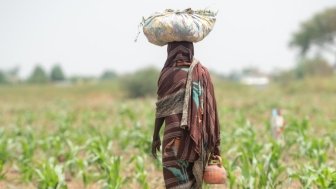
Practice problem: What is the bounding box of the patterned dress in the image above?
[156,57,220,189]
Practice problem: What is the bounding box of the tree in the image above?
[295,56,333,79]
[290,7,336,60]
[0,70,7,84]
[50,64,65,82]
[275,57,333,82]
[100,70,117,80]
[28,65,49,84]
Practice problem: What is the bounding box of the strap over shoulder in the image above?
[180,58,199,129]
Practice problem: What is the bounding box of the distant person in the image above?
[271,108,286,140]
[151,41,221,189]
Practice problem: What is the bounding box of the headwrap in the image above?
[164,41,194,68]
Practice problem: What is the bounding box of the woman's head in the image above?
[165,41,194,67]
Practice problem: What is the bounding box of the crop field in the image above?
[0,77,336,189]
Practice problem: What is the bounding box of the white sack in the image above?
[142,9,217,46]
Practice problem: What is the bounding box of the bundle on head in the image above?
[140,8,217,46]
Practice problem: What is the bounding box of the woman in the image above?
[151,41,221,189]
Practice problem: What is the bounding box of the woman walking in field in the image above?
[152,41,221,189]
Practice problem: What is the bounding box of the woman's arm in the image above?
[151,117,164,159]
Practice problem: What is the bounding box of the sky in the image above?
[0,0,335,78]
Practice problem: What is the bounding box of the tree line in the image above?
[0,64,118,84]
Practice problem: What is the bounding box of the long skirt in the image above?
[162,137,196,189]
[162,114,205,189]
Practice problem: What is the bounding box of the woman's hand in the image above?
[151,137,161,159]
[152,117,164,159]
[213,145,221,156]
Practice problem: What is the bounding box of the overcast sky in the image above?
[0,0,335,78]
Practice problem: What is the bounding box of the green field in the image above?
[0,77,336,189]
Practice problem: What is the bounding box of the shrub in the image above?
[100,70,117,81]
[120,67,159,98]
[50,64,66,82]
[295,57,333,79]
[0,71,7,84]
[28,65,49,84]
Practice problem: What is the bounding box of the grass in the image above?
[0,77,335,188]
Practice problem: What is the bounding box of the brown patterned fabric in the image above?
[156,41,221,189]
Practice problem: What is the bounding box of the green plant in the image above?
[290,165,336,188]
[132,156,149,189]
[16,128,36,181]
[102,156,126,189]
[35,158,67,189]
[0,132,9,179]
